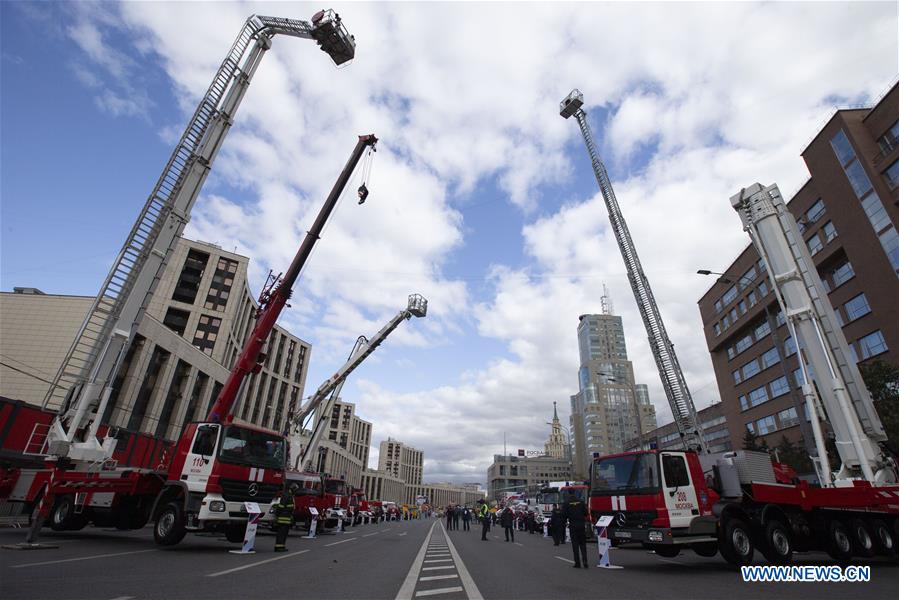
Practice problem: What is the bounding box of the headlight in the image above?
[209,500,226,513]
[648,530,663,542]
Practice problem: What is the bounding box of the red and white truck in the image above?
[588,183,899,566]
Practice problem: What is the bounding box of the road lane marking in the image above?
[396,521,438,600]
[424,559,454,563]
[422,565,455,571]
[12,549,157,569]
[420,575,459,582]
[398,532,408,536]
[440,522,483,600]
[363,532,381,537]
[514,542,523,547]
[415,587,463,597]
[206,549,310,577]
[325,537,357,547]
[554,556,575,564]
[108,597,134,600]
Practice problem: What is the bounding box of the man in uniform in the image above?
[549,504,565,546]
[478,499,490,541]
[462,506,471,531]
[273,484,297,552]
[562,491,589,568]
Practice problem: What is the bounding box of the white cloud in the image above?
[59,1,897,484]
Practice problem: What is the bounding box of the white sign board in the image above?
[244,502,261,514]
[595,515,613,528]
[309,507,319,516]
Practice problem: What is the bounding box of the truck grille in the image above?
[219,478,280,503]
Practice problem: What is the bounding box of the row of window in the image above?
[747,405,802,437]
[715,279,772,337]
[806,221,838,256]
[725,310,782,360]
[739,375,791,411]
[733,346,780,385]
[713,262,764,315]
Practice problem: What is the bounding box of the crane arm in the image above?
[41,10,356,464]
[560,90,706,451]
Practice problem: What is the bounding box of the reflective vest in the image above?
[273,497,295,525]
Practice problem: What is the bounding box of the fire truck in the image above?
[588,184,899,566]
[349,488,371,525]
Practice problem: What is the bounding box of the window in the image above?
[742,359,761,380]
[845,160,873,198]
[830,130,855,166]
[831,260,855,288]
[792,368,805,388]
[662,454,690,488]
[714,323,721,336]
[714,300,723,313]
[742,266,757,285]
[755,320,771,340]
[805,198,826,224]
[192,314,222,355]
[733,369,743,385]
[886,159,899,189]
[758,280,769,297]
[784,336,797,356]
[163,307,190,336]
[858,331,888,359]
[769,376,790,398]
[760,347,780,369]
[844,294,871,322]
[735,335,753,354]
[738,300,747,315]
[877,120,899,154]
[722,286,738,306]
[722,314,731,329]
[822,221,837,243]
[730,308,738,323]
[727,346,736,360]
[879,227,899,271]
[747,385,769,409]
[204,257,238,311]
[192,424,219,456]
[172,249,209,304]
[775,310,786,327]
[778,407,800,429]
[702,416,727,429]
[861,193,891,233]
[739,395,749,411]
[748,290,757,307]
[755,415,778,436]
[807,233,823,256]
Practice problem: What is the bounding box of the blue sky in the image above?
[2,1,896,484]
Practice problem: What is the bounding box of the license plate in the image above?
[614,531,631,539]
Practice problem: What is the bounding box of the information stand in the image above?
[305,507,319,539]
[594,515,623,569]
[229,502,261,555]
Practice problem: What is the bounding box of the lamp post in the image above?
[598,372,645,450]
[697,269,817,457]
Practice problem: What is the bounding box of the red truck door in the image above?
[660,452,700,528]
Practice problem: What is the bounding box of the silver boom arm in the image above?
[42,11,354,463]
[288,294,428,471]
[561,90,706,451]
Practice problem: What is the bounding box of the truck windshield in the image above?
[562,487,587,502]
[538,491,561,505]
[218,426,285,470]
[591,453,660,496]
[325,480,348,495]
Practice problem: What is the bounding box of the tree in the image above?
[742,428,768,452]
[774,435,813,475]
[858,359,899,447]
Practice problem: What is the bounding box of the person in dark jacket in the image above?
[526,510,536,534]
[462,507,471,531]
[273,484,296,552]
[562,492,589,568]
[445,504,454,530]
[500,507,515,542]
[549,505,565,546]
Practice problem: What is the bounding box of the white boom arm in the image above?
[42,11,355,463]
[731,183,893,485]
[288,294,428,470]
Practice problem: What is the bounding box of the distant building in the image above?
[544,401,569,459]
[570,295,657,478]
[360,468,406,504]
[378,438,423,485]
[627,402,732,454]
[0,237,311,439]
[696,81,899,452]
[486,454,573,500]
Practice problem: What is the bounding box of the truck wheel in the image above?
[870,520,895,557]
[760,520,792,565]
[849,519,876,558]
[652,544,680,558]
[154,502,187,546]
[226,522,246,544]
[692,542,718,557]
[49,495,75,531]
[825,520,852,563]
[718,517,754,567]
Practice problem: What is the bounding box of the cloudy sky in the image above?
[2,1,896,485]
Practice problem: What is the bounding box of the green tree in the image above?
[743,428,767,451]
[858,359,899,446]
[773,435,813,475]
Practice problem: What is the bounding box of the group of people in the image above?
[443,504,473,531]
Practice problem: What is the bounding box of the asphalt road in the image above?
[2,519,898,599]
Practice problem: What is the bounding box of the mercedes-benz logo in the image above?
[248,483,259,497]
[615,512,627,526]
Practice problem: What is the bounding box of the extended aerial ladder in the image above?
[731,183,895,485]
[560,90,706,451]
[41,10,356,464]
[288,294,428,471]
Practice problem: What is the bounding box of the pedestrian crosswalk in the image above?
[395,522,483,600]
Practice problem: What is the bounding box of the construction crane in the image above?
[731,183,894,485]
[560,89,706,452]
[41,10,356,465]
[287,294,428,470]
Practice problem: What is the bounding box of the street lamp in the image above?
[697,268,817,457]
[598,372,645,450]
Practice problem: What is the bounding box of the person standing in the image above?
[562,492,589,568]
[445,505,454,530]
[479,500,490,541]
[549,504,565,546]
[462,506,471,531]
[273,484,296,552]
[501,506,515,542]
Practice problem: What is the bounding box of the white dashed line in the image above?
[554,556,575,564]
[325,537,357,547]
[12,549,158,569]
[206,549,310,577]
[420,575,459,582]
[415,587,464,597]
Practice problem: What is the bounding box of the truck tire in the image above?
[692,542,718,557]
[870,519,895,557]
[760,520,792,565]
[718,517,754,567]
[49,495,86,532]
[226,522,246,543]
[825,520,852,563]
[849,518,876,558]
[651,544,680,558]
[154,502,187,546]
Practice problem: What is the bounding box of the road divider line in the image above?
[363,532,381,537]
[424,559,454,563]
[441,521,483,600]
[206,549,310,577]
[422,565,455,571]
[419,575,459,582]
[415,587,463,597]
[12,549,157,569]
[396,521,438,600]
[554,556,575,564]
[325,537,357,547]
